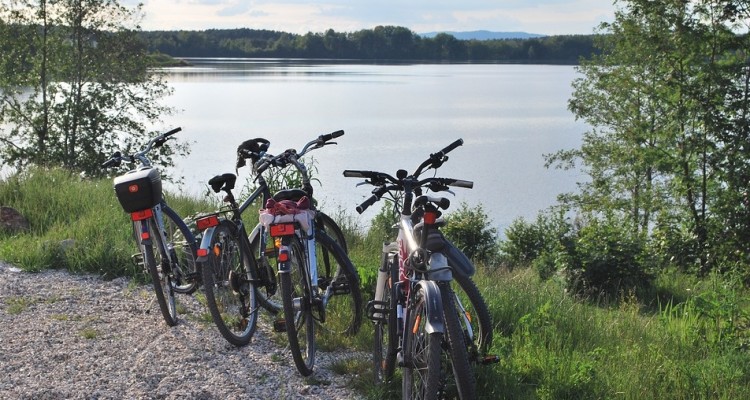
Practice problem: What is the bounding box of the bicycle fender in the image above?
[415,280,444,334]
[196,226,218,262]
[444,240,476,277]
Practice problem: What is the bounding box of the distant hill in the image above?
[419,30,546,40]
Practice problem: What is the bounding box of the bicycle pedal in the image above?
[131,253,144,266]
[481,354,501,365]
[273,318,286,332]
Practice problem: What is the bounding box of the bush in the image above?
[499,209,571,270]
[563,215,653,301]
[442,202,498,261]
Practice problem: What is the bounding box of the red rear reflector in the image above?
[278,251,289,262]
[270,223,295,237]
[141,231,150,241]
[424,212,437,225]
[196,248,209,257]
[128,184,139,193]
[130,209,153,221]
[196,215,220,230]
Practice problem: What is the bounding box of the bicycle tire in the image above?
[373,250,398,384]
[279,235,316,376]
[453,272,493,361]
[402,284,442,400]
[315,211,348,254]
[313,230,363,337]
[161,204,200,294]
[439,281,478,400]
[202,220,259,346]
[142,219,178,326]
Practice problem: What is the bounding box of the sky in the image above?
[123,0,617,36]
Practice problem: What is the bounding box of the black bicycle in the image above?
[102,127,200,327]
[195,131,361,351]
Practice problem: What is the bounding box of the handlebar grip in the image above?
[343,170,370,178]
[356,194,379,214]
[450,179,473,189]
[101,151,122,168]
[320,129,345,142]
[164,127,181,137]
[440,138,463,155]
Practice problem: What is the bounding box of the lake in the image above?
[160,59,587,234]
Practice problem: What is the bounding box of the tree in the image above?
[548,0,750,274]
[0,0,185,177]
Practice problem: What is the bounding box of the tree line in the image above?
[139,26,598,63]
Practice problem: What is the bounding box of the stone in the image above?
[0,206,30,233]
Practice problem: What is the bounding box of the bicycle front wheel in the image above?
[402,284,442,400]
[279,235,316,376]
[439,282,477,400]
[314,230,362,337]
[161,204,199,294]
[141,219,178,327]
[373,250,398,384]
[202,220,259,346]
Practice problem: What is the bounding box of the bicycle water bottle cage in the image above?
[272,188,309,202]
[208,173,237,193]
[235,138,270,168]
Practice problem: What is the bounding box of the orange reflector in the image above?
[130,209,153,221]
[141,231,150,241]
[270,223,295,237]
[196,215,219,231]
[196,248,209,257]
[464,311,472,323]
[213,244,221,257]
[424,212,437,225]
[412,315,422,334]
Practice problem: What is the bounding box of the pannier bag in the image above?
[113,167,163,213]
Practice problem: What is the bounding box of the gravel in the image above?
[0,261,366,399]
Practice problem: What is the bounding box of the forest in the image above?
[139,26,598,63]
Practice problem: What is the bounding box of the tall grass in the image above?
[3,169,750,398]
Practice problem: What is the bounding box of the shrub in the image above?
[442,202,498,261]
[563,215,653,301]
[499,209,571,271]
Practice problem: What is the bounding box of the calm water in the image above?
[161,59,586,233]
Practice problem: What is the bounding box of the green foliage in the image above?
[0,0,183,177]
[499,209,571,270]
[564,215,653,301]
[139,26,598,63]
[550,0,750,274]
[442,202,498,262]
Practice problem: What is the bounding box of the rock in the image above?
[0,206,30,233]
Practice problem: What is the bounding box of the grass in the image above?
[3,168,750,398]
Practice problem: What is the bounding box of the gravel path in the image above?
[0,262,366,399]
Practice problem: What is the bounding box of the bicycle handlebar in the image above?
[101,127,181,169]
[344,139,472,214]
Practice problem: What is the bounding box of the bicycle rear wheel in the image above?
[161,205,199,294]
[402,284,442,400]
[141,219,178,326]
[314,230,363,337]
[279,235,316,376]
[202,220,259,346]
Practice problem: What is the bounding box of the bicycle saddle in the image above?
[272,188,308,202]
[236,138,270,169]
[208,173,237,193]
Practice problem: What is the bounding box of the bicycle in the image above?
[103,127,200,327]
[194,131,362,355]
[344,139,483,399]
